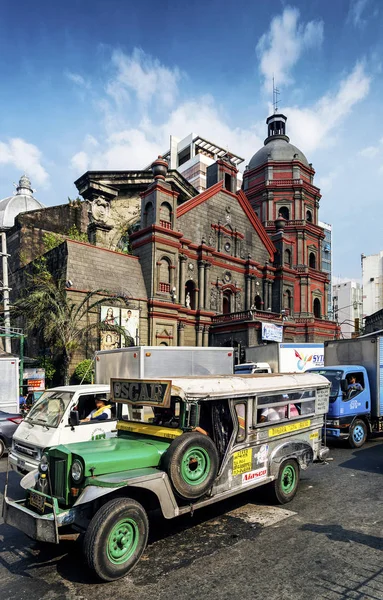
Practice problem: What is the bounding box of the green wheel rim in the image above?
[180,447,211,486]
[280,465,296,494]
[106,518,139,565]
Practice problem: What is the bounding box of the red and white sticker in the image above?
[242,467,268,485]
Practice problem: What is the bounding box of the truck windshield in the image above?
[26,391,74,428]
[309,370,343,402]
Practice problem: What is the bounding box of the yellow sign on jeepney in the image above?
[268,420,311,438]
[232,448,252,476]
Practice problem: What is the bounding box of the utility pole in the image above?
[1,231,11,353]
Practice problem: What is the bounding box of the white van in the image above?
[234,362,272,374]
[9,385,115,474]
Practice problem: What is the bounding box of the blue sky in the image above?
[0,0,381,280]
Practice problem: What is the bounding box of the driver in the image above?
[81,398,112,422]
[347,375,363,393]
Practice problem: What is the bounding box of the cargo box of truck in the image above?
[245,343,324,374]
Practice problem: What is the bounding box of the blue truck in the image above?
[307,332,383,448]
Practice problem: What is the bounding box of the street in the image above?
[0,439,382,600]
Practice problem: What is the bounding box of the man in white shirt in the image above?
[81,398,112,422]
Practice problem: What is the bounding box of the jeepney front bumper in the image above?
[3,495,68,544]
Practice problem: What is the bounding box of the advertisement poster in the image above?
[23,368,45,391]
[100,305,139,349]
[279,343,324,372]
[261,322,283,343]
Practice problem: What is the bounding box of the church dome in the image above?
[248,113,309,170]
[0,175,44,229]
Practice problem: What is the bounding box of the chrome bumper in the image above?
[319,445,330,461]
[3,496,59,544]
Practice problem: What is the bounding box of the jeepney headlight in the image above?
[71,460,84,483]
[38,454,49,474]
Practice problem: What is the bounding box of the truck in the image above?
[307,333,383,448]
[9,346,234,474]
[245,343,324,374]
[234,362,272,374]
[0,356,20,413]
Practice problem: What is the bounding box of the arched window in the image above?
[313,298,321,318]
[284,248,292,266]
[306,210,312,222]
[309,252,316,269]
[279,206,289,220]
[159,256,171,292]
[254,295,262,310]
[160,201,172,229]
[284,289,292,313]
[222,291,232,314]
[144,202,154,228]
[185,280,196,310]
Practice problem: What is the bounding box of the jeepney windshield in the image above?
[119,400,181,428]
[26,391,74,428]
[309,370,343,402]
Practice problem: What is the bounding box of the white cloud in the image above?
[284,62,371,154]
[256,7,324,93]
[359,145,379,158]
[70,151,90,174]
[316,169,341,193]
[107,48,181,109]
[65,70,91,89]
[0,138,49,186]
[348,0,370,28]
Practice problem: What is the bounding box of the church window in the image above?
[309,252,316,269]
[313,298,321,318]
[225,173,232,192]
[159,256,171,292]
[254,294,262,310]
[185,280,196,310]
[306,210,312,222]
[279,206,289,220]
[160,201,172,229]
[144,202,154,228]
[284,289,292,313]
[222,291,232,314]
[284,248,292,266]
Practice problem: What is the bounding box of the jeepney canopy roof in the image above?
[168,373,329,400]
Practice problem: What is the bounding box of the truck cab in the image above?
[307,365,371,447]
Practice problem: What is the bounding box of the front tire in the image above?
[267,459,299,504]
[83,498,149,582]
[0,438,5,459]
[349,419,367,448]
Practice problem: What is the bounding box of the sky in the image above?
[0,0,382,281]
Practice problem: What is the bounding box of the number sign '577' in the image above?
[111,379,171,407]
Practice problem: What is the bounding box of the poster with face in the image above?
[100,330,120,351]
[100,306,120,327]
[121,308,139,345]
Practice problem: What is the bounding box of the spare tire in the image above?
[163,432,219,501]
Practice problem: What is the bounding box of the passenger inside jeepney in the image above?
[152,400,180,428]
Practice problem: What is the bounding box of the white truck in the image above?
[0,356,20,413]
[10,346,234,474]
[245,343,324,374]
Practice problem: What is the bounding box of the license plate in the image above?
[29,491,45,513]
[17,458,26,469]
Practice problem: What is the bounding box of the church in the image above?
[1,111,338,368]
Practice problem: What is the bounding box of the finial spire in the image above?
[272,76,280,113]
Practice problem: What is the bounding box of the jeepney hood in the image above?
[59,435,171,477]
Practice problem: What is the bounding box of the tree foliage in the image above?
[73,359,93,384]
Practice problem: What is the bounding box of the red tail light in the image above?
[8,417,23,425]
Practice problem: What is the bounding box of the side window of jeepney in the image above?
[254,390,316,425]
[234,403,246,443]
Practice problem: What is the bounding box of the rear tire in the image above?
[267,459,299,504]
[83,497,149,582]
[0,439,6,459]
[349,419,367,449]
[163,432,219,501]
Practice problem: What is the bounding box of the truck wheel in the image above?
[349,419,367,449]
[163,432,219,501]
[0,439,5,459]
[267,459,299,504]
[83,497,149,582]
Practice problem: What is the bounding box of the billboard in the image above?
[100,306,139,350]
[279,343,324,372]
[261,322,283,343]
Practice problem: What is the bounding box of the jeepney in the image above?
[3,373,330,582]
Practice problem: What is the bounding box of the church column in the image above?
[268,281,273,311]
[198,261,205,309]
[179,256,186,306]
[203,326,210,347]
[204,263,211,309]
[245,275,251,310]
[178,322,185,346]
[196,325,203,347]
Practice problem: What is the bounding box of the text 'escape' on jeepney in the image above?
[3,373,330,582]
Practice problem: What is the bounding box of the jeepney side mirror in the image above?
[340,379,348,394]
[69,410,80,429]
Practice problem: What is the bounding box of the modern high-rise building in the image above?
[332,280,363,338]
[161,133,244,192]
[362,250,383,318]
[319,221,332,318]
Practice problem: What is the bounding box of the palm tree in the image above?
[13,259,133,385]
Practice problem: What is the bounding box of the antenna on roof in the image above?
[272,76,280,113]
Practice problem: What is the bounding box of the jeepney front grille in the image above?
[49,457,66,502]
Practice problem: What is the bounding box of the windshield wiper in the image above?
[35,419,51,430]
[25,418,34,427]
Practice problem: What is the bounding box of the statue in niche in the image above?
[210,288,218,311]
[185,292,191,308]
